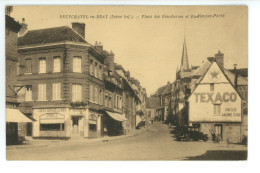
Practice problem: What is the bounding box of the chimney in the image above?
[234,64,238,88]
[94,41,103,52]
[126,71,130,78]
[72,22,85,39]
[19,18,28,36]
[207,57,215,64]
[215,50,224,69]
[105,50,115,73]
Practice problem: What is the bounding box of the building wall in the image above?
[189,83,242,122]
[200,122,241,143]
[6,26,19,99]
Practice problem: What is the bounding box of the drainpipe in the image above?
[234,64,238,88]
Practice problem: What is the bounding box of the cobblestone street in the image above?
[6,122,247,160]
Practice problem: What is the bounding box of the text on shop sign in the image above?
[194,92,237,103]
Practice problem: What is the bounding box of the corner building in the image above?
[17,23,106,139]
[188,62,242,143]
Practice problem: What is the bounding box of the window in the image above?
[17,62,20,75]
[90,59,94,76]
[53,83,61,100]
[99,89,103,105]
[25,58,32,73]
[39,57,46,73]
[210,83,214,91]
[38,84,46,101]
[25,86,32,101]
[105,94,108,107]
[53,56,61,72]
[94,87,98,103]
[95,62,98,78]
[109,96,112,108]
[72,84,82,101]
[89,85,93,102]
[40,124,64,131]
[99,65,102,79]
[119,96,122,109]
[213,104,221,115]
[73,56,82,73]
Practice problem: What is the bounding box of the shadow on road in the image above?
[184,150,248,160]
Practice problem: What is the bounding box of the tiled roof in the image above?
[146,97,160,108]
[192,60,211,77]
[6,15,21,33]
[228,68,248,78]
[224,69,248,86]
[18,26,87,46]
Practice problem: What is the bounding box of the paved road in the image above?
[6,122,247,160]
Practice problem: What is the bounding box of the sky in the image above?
[11,6,248,95]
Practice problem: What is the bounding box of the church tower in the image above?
[180,38,190,72]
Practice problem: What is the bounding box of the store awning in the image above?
[136,115,142,126]
[6,108,33,123]
[105,111,127,122]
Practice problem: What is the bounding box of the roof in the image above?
[228,68,248,78]
[223,69,248,86]
[146,97,160,108]
[6,15,21,33]
[192,60,211,77]
[156,84,168,96]
[18,26,87,46]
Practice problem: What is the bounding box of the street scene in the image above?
[5,6,248,160]
[6,123,247,160]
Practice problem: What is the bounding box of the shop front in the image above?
[32,106,103,139]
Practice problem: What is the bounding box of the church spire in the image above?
[180,37,190,71]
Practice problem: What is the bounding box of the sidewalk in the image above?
[6,126,148,150]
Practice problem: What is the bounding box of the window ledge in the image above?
[24,73,32,75]
[37,100,48,102]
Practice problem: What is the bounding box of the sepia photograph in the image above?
[5,5,248,161]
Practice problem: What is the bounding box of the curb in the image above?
[6,128,147,150]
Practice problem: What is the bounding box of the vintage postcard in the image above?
[5,5,248,160]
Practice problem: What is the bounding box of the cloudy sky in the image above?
[11,6,247,95]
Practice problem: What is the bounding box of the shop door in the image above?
[72,117,79,134]
[214,124,223,140]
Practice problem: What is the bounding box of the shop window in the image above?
[39,57,46,73]
[210,83,214,91]
[53,56,61,72]
[73,56,82,73]
[40,123,65,131]
[213,103,221,115]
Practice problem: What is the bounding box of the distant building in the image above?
[146,97,160,121]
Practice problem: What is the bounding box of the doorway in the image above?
[72,117,79,134]
[214,124,223,140]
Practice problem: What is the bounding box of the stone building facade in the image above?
[16,22,147,139]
